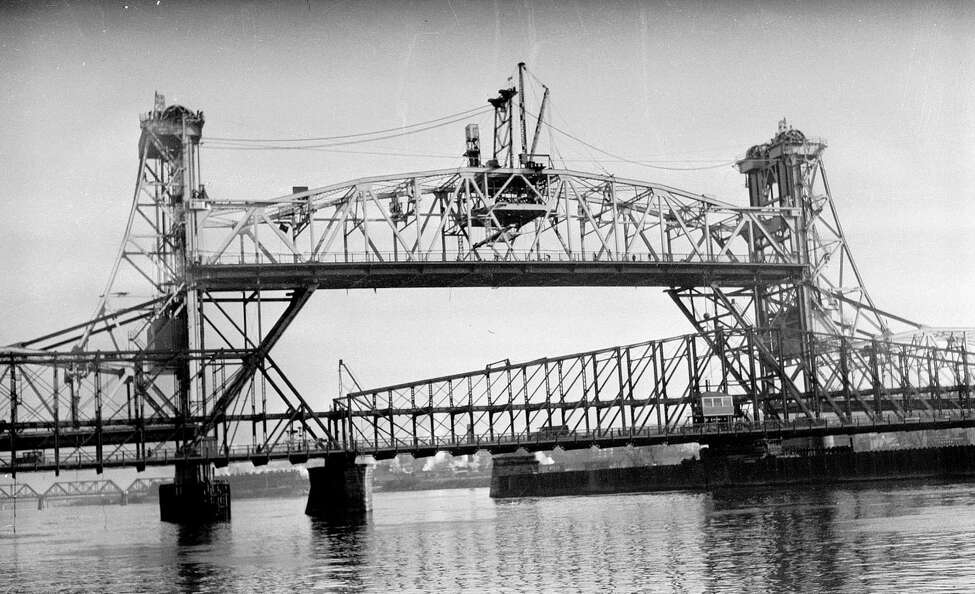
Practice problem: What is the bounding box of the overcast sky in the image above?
[1,0,973,405]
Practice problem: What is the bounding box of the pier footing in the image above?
[159,461,231,523]
[489,452,539,498]
[305,455,375,519]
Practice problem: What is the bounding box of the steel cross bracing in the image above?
[337,329,974,457]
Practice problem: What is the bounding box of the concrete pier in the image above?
[305,455,375,518]
[489,452,539,498]
[159,461,231,523]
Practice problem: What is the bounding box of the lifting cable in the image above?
[205,105,491,145]
[519,65,738,172]
[202,106,490,152]
[532,110,737,172]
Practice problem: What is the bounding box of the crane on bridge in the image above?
[0,64,972,521]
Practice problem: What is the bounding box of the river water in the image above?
[2,482,975,592]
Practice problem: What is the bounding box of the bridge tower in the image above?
[1,93,331,521]
[135,92,205,420]
[669,119,898,423]
[132,95,231,521]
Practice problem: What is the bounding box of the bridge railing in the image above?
[337,327,975,451]
[341,408,975,454]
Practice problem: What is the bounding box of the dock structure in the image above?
[1,67,972,523]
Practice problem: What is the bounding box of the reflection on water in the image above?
[175,523,225,592]
[308,517,371,591]
[2,482,975,591]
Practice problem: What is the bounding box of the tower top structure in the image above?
[138,92,204,159]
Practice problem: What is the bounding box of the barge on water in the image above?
[490,444,975,498]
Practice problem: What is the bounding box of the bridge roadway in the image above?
[188,257,803,292]
[6,412,975,474]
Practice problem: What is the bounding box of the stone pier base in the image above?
[159,461,231,524]
[489,452,539,498]
[305,455,375,519]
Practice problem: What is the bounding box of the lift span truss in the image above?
[191,168,804,290]
[337,330,974,454]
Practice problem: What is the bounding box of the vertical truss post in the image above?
[962,341,971,410]
[591,354,602,435]
[746,330,759,421]
[53,366,60,475]
[467,376,475,442]
[10,364,17,478]
[94,368,104,474]
[616,347,628,432]
[410,386,418,447]
[506,368,515,438]
[448,379,456,444]
[543,360,553,429]
[840,338,852,420]
[624,347,635,430]
[870,339,882,416]
[654,343,665,433]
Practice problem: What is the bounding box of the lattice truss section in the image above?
[0,349,226,469]
[0,290,334,471]
[1,99,337,472]
[0,483,40,500]
[336,330,974,451]
[42,479,124,499]
[196,168,801,266]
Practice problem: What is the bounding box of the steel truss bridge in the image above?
[1,83,972,478]
[0,478,168,504]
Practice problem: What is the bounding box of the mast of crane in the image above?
[529,85,549,159]
[517,62,529,166]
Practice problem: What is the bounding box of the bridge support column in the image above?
[159,461,230,524]
[305,455,375,519]
[489,452,539,498]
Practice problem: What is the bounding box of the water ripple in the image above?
[2,482,975,591]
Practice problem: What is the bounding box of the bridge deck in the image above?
[5,414,975,474]
[190,260,803,291]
